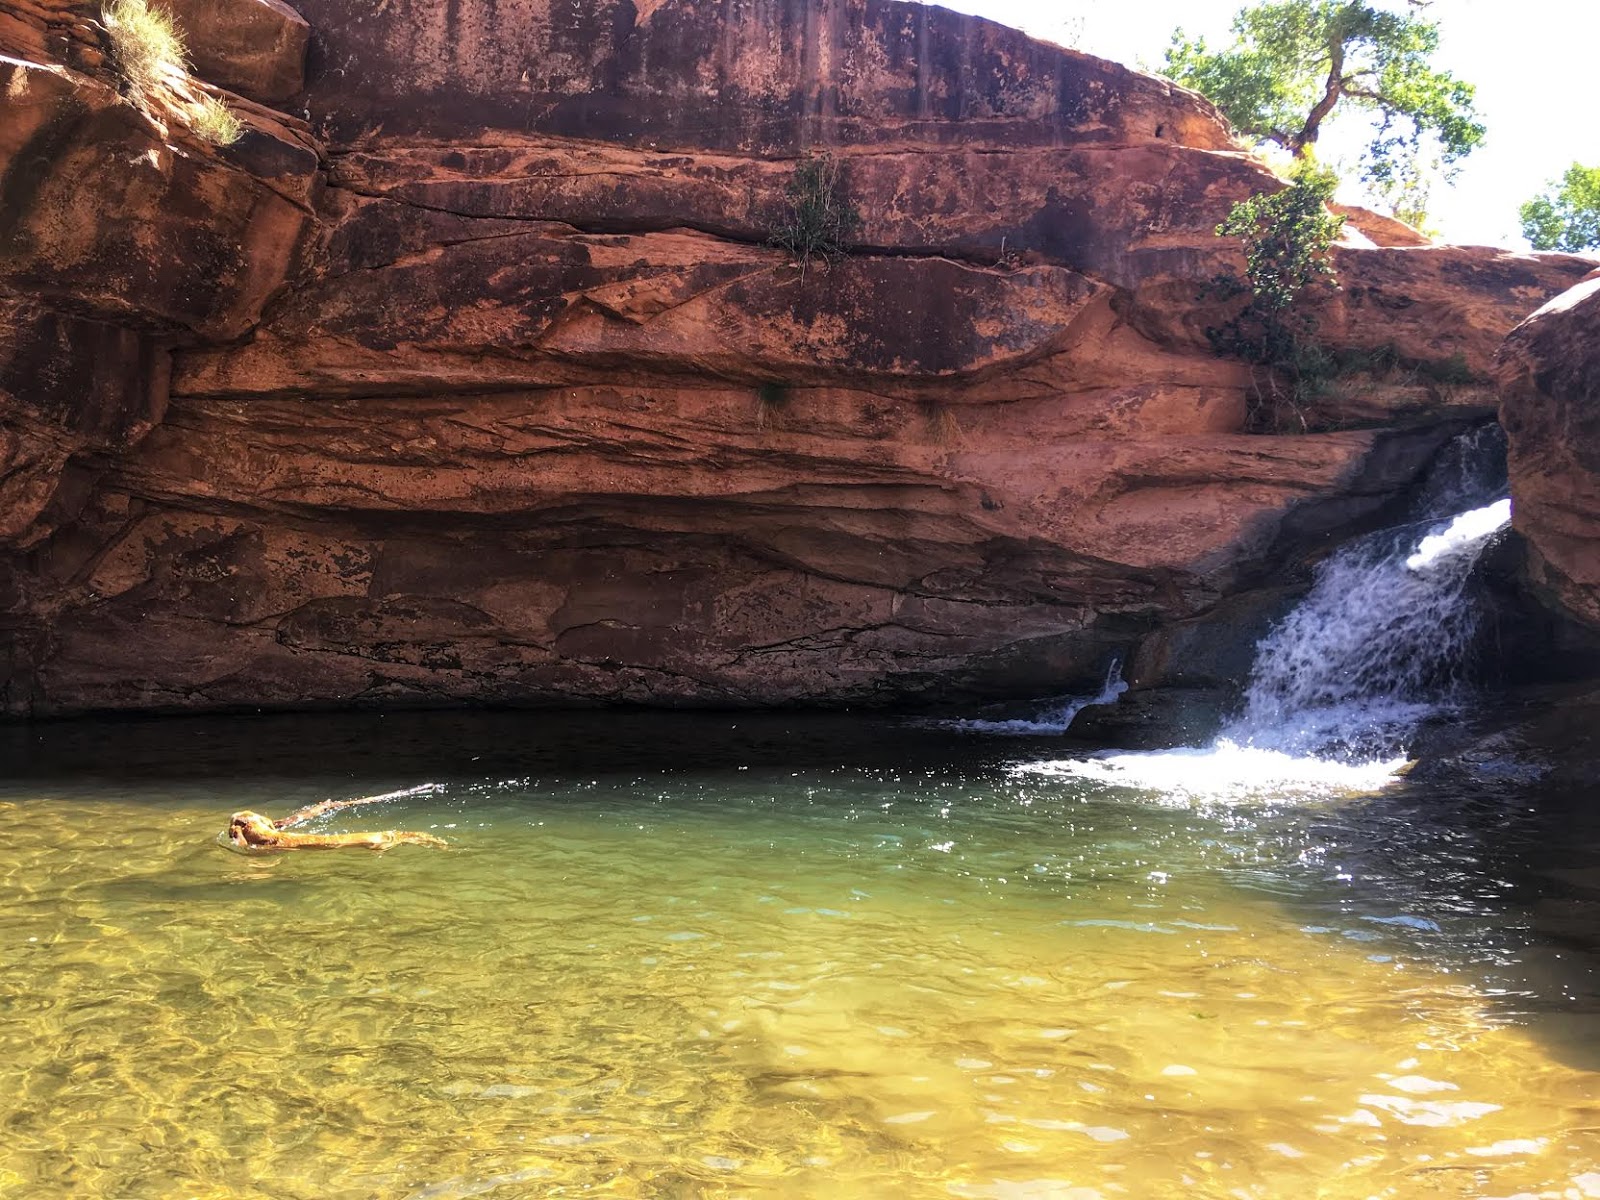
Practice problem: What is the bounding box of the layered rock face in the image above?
[1498,274,1600,631]
[0,0,1591,716]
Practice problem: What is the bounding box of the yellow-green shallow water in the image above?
[1,712,1597,1199]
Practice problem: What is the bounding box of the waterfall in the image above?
[1013,428,1515,799]
[938,660,1128,736]
[1223,497,1512,761]
[1223,424,1511,762]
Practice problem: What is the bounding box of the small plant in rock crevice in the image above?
[101,0,244,146]
[918,398,964,447]
[754,381,791,431]
[769,153,863,279]
[102,0,183,96]
[191,93,243,145]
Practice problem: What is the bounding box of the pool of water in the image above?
[1,711,1597,1199]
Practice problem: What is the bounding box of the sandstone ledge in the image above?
[0,0,1593,716]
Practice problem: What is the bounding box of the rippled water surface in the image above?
[2,712,1597,1199]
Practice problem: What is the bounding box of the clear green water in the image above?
[1,712,1597,1199]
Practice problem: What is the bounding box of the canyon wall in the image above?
[0,0,1591,715]
[1498,273,1600,632]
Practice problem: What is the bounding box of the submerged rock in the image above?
[1405,683,1600,787]
[1068,687,1235,751]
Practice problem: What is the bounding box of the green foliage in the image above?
[1207,163,1346,430]
[1302,343,1482,392]
[1205,170,1480,430]
[1209,164,1345,361]
[1163,1,1484,216]
[1520,163,1600,253]
[1412,350,1479,387]
[770,153,862,276]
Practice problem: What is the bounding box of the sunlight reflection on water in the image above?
[1013,739,1410,802]
[0,713,1596,1199]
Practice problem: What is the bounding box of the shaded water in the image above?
[2,712,1598,1199]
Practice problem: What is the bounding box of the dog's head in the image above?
[227,810,278,847]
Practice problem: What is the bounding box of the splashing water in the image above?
[938,661,1128,736]
[1017,486,1513,800]
[1017,740,1411,801]
[1407,498,1513,571]
[1225,497,1513,762]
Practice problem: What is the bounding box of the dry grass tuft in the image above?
[191,92,243,145]
[102,0,186,96]
[754,382,790,432]
[920,399,964,447]
[101,0,244,146]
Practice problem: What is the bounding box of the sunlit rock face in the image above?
[0,6,318,563]
[162,0,310,105]
[1497,273,1600,631]
[0,0,1592,716]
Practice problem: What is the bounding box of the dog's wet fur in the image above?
[226,809,447,853]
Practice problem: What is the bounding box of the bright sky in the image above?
[927,0,1600,249]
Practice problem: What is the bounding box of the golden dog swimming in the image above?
[224,789,448,853]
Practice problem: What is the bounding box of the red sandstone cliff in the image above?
[1497,272,1600,632]
[0,0,1591,715]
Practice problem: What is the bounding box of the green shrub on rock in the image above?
[1206,161,1346,429]
[770,153,862,277]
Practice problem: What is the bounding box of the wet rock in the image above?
[1128,587,1301,693]
[1407,684,1600,787]
[1068,687,1234,751]
[1475,532,1600,688]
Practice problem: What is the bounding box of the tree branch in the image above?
[1294,35,1346,152]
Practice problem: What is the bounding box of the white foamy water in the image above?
[1230,497,1512,759]
[1406,498,1512,571]
[1018,494,1513,800]
[1016,739,1409,802]
[937,662,1128,736]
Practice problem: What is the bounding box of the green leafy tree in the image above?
[1206,161,1346,428]
[1163,1,1484,212]
[1520,164,1600,253]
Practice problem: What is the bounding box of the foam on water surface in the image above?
[1015,739,1410,802]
